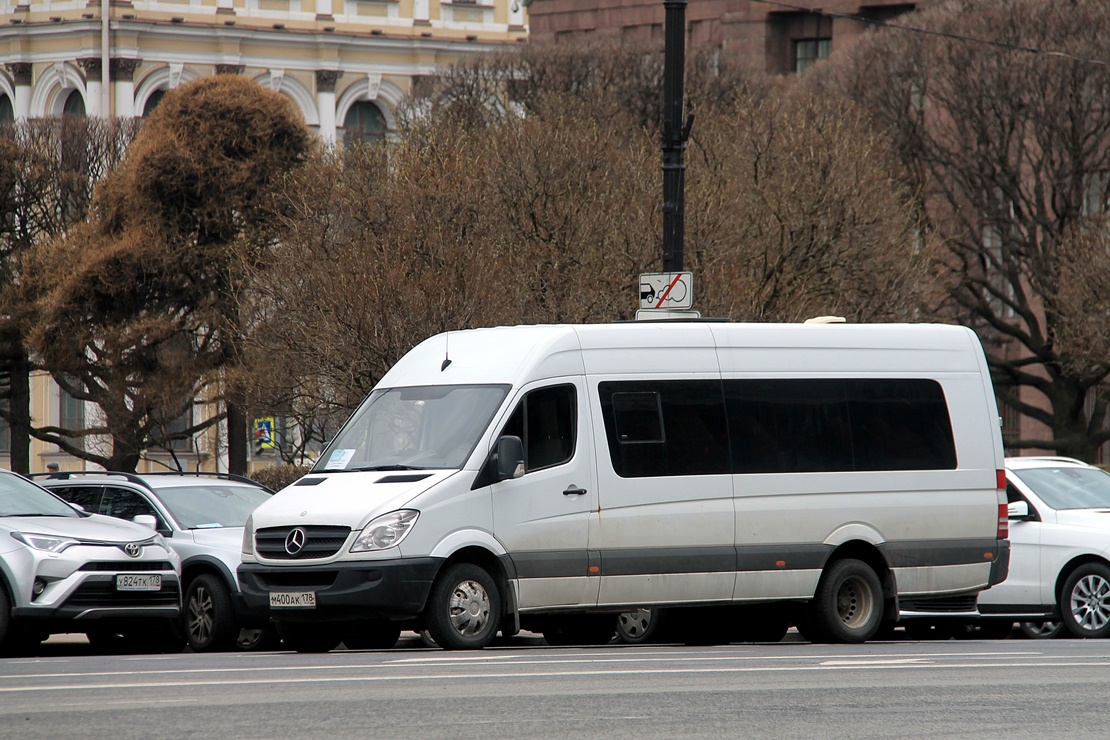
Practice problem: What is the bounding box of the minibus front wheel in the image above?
[425,563,501,650]
[803,558,883,644]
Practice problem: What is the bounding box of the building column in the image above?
[111,58,140,117]
[316,0,332,20]
[78,58,103,116]
[5,63,32,120]
[315,70,341,146]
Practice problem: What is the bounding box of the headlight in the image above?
[241,514,254,555]
[11,531,79,553]
[350,510,419,552]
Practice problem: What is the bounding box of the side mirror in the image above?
[1007,500,1031,520]
[494,435,525,482]
[133,514,158,530]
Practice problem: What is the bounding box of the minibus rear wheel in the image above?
[425,563,501,650]
[807,558,883,643]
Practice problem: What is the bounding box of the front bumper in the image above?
[237,558,442,623]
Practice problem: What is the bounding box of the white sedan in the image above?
[976,456,1110,638]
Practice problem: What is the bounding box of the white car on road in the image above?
[976,457,1110,638]
[0,471,181,655]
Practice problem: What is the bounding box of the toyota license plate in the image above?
[270,591,316,608]
[116,574,161,591]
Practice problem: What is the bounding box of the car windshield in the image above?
[0,474,80,517]
[1012,466,1110,510]
[153,485,272,529]
[314,384,510,473]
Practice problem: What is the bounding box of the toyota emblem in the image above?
[285,527,307,556]
[124,542,142,558]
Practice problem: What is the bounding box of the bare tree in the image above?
[830,0,1110,459]
[686,83,943,323]
[0,117,139,472]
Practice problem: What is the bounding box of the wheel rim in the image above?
[448,579,491,637]
[1070,574,1110,633]
[835,575,875,629]
[1023,621,1061,638]
[187,585,214,645]
[617,609,652,640]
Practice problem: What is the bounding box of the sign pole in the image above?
[661,0,690,273]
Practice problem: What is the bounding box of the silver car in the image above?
[0,470,181,656]
[36,471,274,652]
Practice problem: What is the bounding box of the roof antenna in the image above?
[441,331,452,371]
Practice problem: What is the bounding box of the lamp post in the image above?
[661,0,691,273]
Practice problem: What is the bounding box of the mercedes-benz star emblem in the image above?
[124,542,142,558]
[285,527,307,556]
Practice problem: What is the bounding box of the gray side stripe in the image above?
[510,539,1001,580]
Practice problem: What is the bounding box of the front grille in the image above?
[79,561,175,572]
[63,581,181,608]
[255,525,351,560]
[256,571,340,590]
[901,595,977,613]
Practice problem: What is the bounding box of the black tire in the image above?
[237,625,283,651]
[342,620,401,650]
[805,559,883,644]
[276,621,343,653]
[1061,562,1110,638]
[542,614,617,647]
[1019,621,1064,639]
[184,574,237,652]
[616,608,670,645]
[425,563,501,650]
[0,588,37,656]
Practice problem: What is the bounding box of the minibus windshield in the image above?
[314,384,510,473]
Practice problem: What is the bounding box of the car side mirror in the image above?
[133,514,158,530]
[495,435,525,482]
[1007,500,1031,520]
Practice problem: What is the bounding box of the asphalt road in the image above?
[3,636,1109,739]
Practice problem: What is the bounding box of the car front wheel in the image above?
[1062,563,1110,638]
[185,574,236,652]
[425,563,501,650]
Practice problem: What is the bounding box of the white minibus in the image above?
[238,322,1010,650]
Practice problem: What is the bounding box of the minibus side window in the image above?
[599,380,729,478]
[500,385,577,473]
[724,378,957,474]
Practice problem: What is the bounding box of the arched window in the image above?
[143,89,166,117]
[343,101,386,144]
[62,90,85,117]
[0,94,13,125]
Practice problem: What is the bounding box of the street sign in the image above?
[639,272,693,310]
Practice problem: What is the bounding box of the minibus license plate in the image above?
[116,574,161,591]
[270,591,316,608]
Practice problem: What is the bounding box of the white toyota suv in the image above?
[0,470,181,655]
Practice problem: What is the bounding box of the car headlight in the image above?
[11,531,79,553]
[350,510,419,552]
[242,514,254,556]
